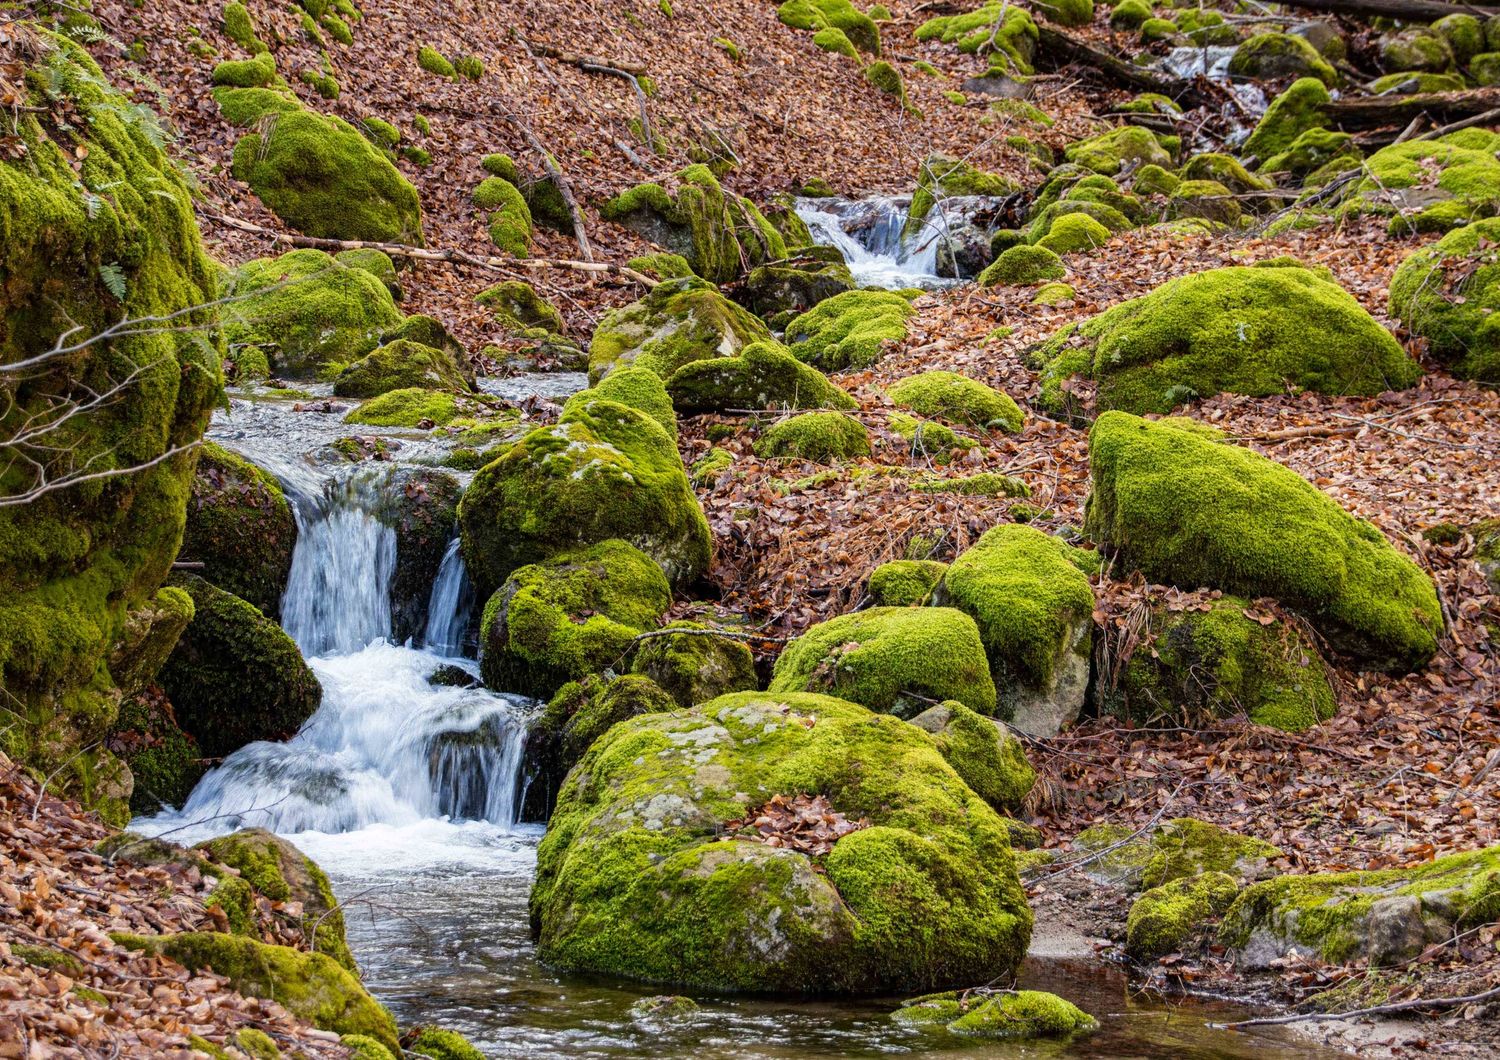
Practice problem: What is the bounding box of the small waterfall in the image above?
[422,538,473,656]
[797,196,958,288]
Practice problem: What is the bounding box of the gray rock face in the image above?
[1007,615,1091,738]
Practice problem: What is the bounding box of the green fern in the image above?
[98,263,128,301]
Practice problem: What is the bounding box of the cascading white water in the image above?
[796,196,956,288]
[422,538,473,656]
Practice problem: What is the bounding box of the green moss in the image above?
[222,2,268,52]
[863,61,908,106]
[343,387,459,427]
[211,85,301,126]
[978,244,1065,287]
[1165,179,1241,224]
[1030,282,1074,305]
[212,50,276,88]
[454,54,484,80]
[1260,127,1360,179]
[1230,32,1337,84]
[405,1028,485,1060]
[1034,0,1093,27]
[122,932,398,1052]
[413,114,431,135]
[909,700,1034,812]
[867,560,948,606]
[527,675,678,808]
[770,607,997,717]
[590,277,772,382]
[906,154,1019,241]
[689,446,735,486]
[913,472,1030,497]
[1181,152,1273,194]
[888,413,965,461]
[1128,164,1177,198]
[1031,265,1420,419]
[531,690,1032,994]
[1064,126,1171,176]
[1379,28,1453,72]
[1109,0,1150,29]
[630,621,758,708]
[300,70,340,100]
[322,13,354,44]
[1474,52,1500,86]
[813,26,859,58]
[333,339,471,399]
[1371,70,1465,94]
[476,279,564,333]
[112,688,204,814]
[1127,871,1239,960]
[1390,218,1499,385]
[563,367,677,440]
[458,399,712,595]
[738,257,856,324]
[1139,17,1178,42]
[1085,413,1443,670]
[886,370,1023,433]
[417,44,456,78]
[916,5,1038,75]
[1343,133,1500,233]
[754,411,870,462]
[778,0,882,54]
[934,526,1095,719]
[1140,818,1282,890]
[602,166,787,283]
[1036,213,1113,253]
[627,252,696,281]
[783,290,915,371]
[178,442,296,616]
[896,989,1096,1039]
[1243,78,1332,161]
[480,178,533,257]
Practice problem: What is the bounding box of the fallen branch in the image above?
[629,627,786,644]
[513,36,648,78]
[1267,0,1500,21]
[1213,982,1500,1030]
[1034,26,1217,109]
[203,213,656,287]
[1324,88,1500,132]
[495,105,596,263]
[1023,780,1186,884]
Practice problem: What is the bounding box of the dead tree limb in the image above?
[1212,982,1500,1031]
[1324,88,1500,131]
[580,62,657,154]
[203,213,657,287]
[1034,26,1217,109]
[494,106,595,262]
[512,37,648,77]
[1267,0,1500,22]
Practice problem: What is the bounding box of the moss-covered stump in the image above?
[933,526,1096,734]
[120,932,398,1052]
[666,342,856,414]
[530,690,1033,994]
[1229,32,1338,84]
[769,607,998,718]
[159,575,322,758]
[1032,265,1419,419]
[1321,132,1500,234]
[630,622,758,708]
[589,277,772,383]
[222,249,404,377]
[457,396,711,598]
[562,367,677,441]
[867,560,948,606]
[219,89,423,244]
[753,411,870,462]
[195,829,354,971]
[1127,872,1240,961]
[1085,413,1443,671]
[908,701,1034,814]
[893,989,1096,1040]
[0,33,223,821]
[110,686,204,815]
[478,540,671,699]
[386,469,463,645]
[332,339,473,400]
[1109,595,1337,732]
[179,443,297,617]
[783,290,916,371]
[886,371,1024,432]
[1389,217,1500,386]
[1220,845,1500,968]
[601,165,786,283]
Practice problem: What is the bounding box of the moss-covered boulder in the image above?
[893,989,1096,1039]
[887,371,1024,432]
[111,687,204,815]
[978,244,1065,287]
[779,0,882,54]
[159,575,321,758]
[1126,871,1240,961]
[1220,845,1500,968]
[108,585,195,699]
[479,540,671,699]
[905,154,1020,242]
[1085,413,1443,670]
[933,526,1096,735]
[630,621,758,708]
[1260,127,1361,180]
[601,165,786,283]
[458,397,712,597]
[121,932,398,1052]
[1063,126,1172,176]
[1389,217,1500,386]
[908,700,1033,814]
[402,1028,485,1060]
[1230,32,1338,84]
[769,607,998,717]
[332,339,472,399]
[195,829,354,970]
[589,277,772,383]
[530,690,1033,994]
[1379,28,1454,72]
[477,280,565,334]
[0,33,223,820]
[1140,818,1282,890]
[1110,595,1337,732]
[222,249,404,377]
[1031,265,1420,418]
[386,468,462,645]
[1242,78,1331,161]
[563,366,677,440]
[1321,132,1500,234]
[665,341,857,414]
[178,443,297,617]
[867,559,948,607]
[737,256,856,325]
[783,290,916,371]
[219,90,423,244]
[915,4,1038,75]
[753,411,870,462]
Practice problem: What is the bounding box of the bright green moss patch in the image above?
[564,366,677,440]
[867,560,948,606]
[480,177,533,256]
[1371,70,1465,93]
[895,989,1096,1039]
[477,280,565,333]
[1036,212,1113,253]
[778,0,882,54]
[222,2,268,52]
[630,621,759,708]
[770,607,998,717]
[1139,17,1178,42]
[784,290,915,371]
[1230,32,1337,84]
[1085,413,1443,670]
[908,700,1034,813]
[1064,126,1172,176]
[1328,135,1500,233]
[1031,265,1419,419]
[343,387,460,427]
[754,411,871,462]
[454,54,484,80]
[1389,217,1500,385]
[417,45,456,77]
[912,472,1030,497]
[590,277,772,382]
[915,4,1038,75]
[813,26,859,57]
[887,371,1024,432]
[333,339,472,399]
[1127,871,1239,960]
[907,154,1020,241]
[1140,818,1282,890]
[1243,78,1332,161]
[978,244,1065,286]
[1260,127,1360,180]
[1181,153,1273,194]
[479,540,671,698]
[1032,282,1075,305]
[689,447,735,486]
[178,442,296,616]
[212,51,277,88]
[888,413,965,461]
[1109,0,1150,29]
[667,341,857,415]
[531,690,1033,994]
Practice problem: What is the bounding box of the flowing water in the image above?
[796,196,965,289]
[136,394,1342,1057]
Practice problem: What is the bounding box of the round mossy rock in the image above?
[867,559,948,606]
[332,339,472,399]
[589,277,772,383]
[753,411,870,462]
[782,290,916,371]
[887,371,1024,432]
[1126,871,1240,961]
[978,244,1065,286]
[666,341,856,414]
[630,621,759,708]
[894,989,1096,1039]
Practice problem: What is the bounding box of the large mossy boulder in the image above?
[666,341,856,414]
[1242,77,1331,161]
[601,165,786,283]
[1085,413,1443,671]
[1126,871,1240,961]
[478,540,671,698]
[1062,126,1172,176]
[458,397,712,597]
[1389,217,1500,386]
[332,339,473,399]
[1322,132,1500,234]
[783,290,916,371]
[1109,595,1337,732]
[562,366,677,441]
[178,442,297,617]
[1220,845,1500,968]
[908,700,1034,814]
[589,277,772,383]
[159,574,321,758]
[0,33,222,821]
[893,989,1096,1040]
[1229,32,1338,84]
[530,690,1033,994]
[769,607,998,717]
[1031,265,1420,418]
[222,249,404,377]
[121,932,398,1053]
[933,526,1097,735]
[219,90,423,244]
[629,621,759,708]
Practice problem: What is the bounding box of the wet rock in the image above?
[629,622,758,708]
[385,469,463,645]
[1126,871,1239,961]
[629,995,700,1021]
[893,989,1096,1039]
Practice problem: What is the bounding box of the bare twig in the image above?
[1212,982,1500,1030]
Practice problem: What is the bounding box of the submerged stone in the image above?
[894,989,1096,1039]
